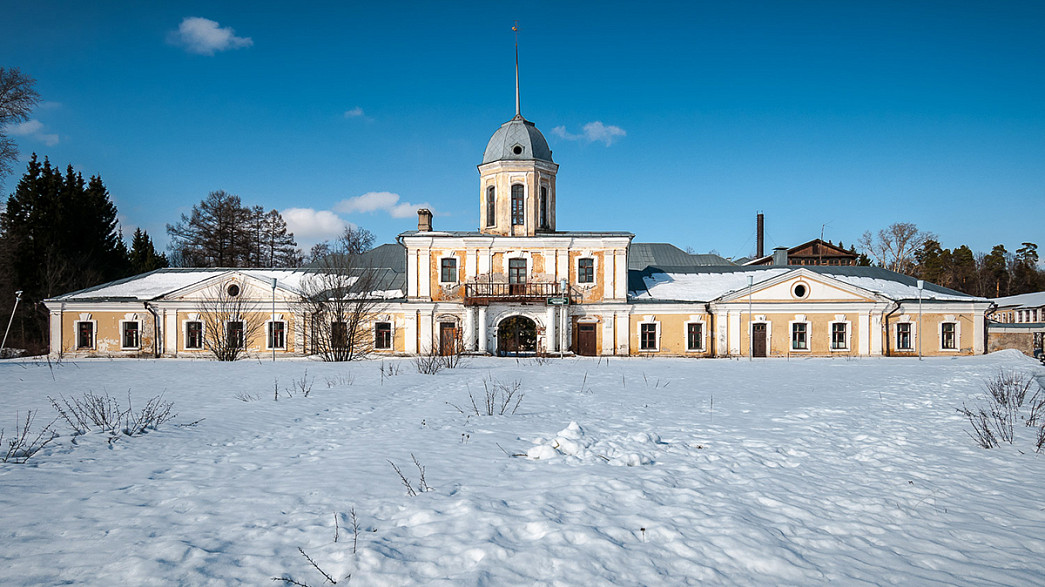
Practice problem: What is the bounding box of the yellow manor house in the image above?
[44,98,990,360]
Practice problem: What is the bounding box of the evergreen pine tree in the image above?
[128,228,169,274]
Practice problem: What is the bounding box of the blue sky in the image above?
[3,1,1043,260]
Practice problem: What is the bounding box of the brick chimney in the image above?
[417,208,433,232]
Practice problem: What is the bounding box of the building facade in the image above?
[44,103,991,359]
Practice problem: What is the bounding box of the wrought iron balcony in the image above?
[463,282,567,305]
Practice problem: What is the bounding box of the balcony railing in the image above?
[464,282,566,305]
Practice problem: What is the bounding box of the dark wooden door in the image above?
[577,323,596,356]
[439,323,458,356]
[752,323,767,357]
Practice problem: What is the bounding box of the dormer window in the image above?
[486,186,496,227]
[511,184,524,225]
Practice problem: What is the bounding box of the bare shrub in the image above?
[49,391,175,439]
[958,369,1044,452]
[298,248,383,362]
[198,282,264,361]
[235,391,261,402]
[324,372,354,388]
[290,369,314,397]
[388,453,431,496]
[1,410,58,464]
[272,547,344,586]
[414,347,444,375]
[449,377,524,416]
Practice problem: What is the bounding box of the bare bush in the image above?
[49,391,175,439]
[290,369,314,397]
[198,282,265,361]
[298,250,383,362]
[1,410,58,464]
[388,453,431,496]
[324,372,354,388]
[958,369,1044,452]
[449,377,524,416]
[414,347,444,375]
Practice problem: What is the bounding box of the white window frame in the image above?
[74,320,97,350]
[939,321,960,352]
[225,319,246,350]
[789,320,811,352]
[374,321,394,350]
[828,320,851,352]
[638,320,660,352]
[265,320,287,351]
[438,255,459,284]
[119,319,141,350]
[576,257,596,284]
[895,321,915,351]
[184,320,205,350]
[684,320,705,352]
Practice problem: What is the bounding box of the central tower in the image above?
[477,30,558,236]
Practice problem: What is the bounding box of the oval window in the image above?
[793,283,807,298]
[227,284,240,297]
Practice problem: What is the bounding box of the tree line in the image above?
[0,155,308,354]
[860,222,1043,298]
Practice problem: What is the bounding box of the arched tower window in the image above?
[486,186,496,227]
[539,186,548,229]
[511,184,524,225]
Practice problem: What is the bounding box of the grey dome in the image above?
[481,115,554,164]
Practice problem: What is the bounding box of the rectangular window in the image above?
[121,321,140,349]
[640,323,658,351]
[508,258,527,284]
[440,257,457,283]
[896,323,912,350]
[186,321,203,349]
[331,321,348,349]
[184,319,202,346]
[486,186,496,227]
[77,322,94,349]
[791,323,808,350]
[578,258,594,283]
[941,322,956,350]
[227,321,245,349]
[511,184,524,225]
[374,322,392,350]
[831,323,847,350]
[539,186,548,229]
[268,321,286,350]
[687,323,703,351]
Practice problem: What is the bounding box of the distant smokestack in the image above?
[756,212,764,258]
[417,208,433,232]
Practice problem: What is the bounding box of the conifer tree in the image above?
[128,228,169,274]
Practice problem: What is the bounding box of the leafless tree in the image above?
[0,68,41,184]
[859,222,936,275]
[197,281,265,361]
[298,252,383,361]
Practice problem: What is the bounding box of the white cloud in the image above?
[169,17,253,55]
[6,119,59,146]
[343,107,365,119]
[552,121,626,146]
[334,191,433,219]
[281,208,347,243]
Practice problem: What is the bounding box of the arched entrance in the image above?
[497,316,537,356]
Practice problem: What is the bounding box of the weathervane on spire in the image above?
[513,20,521,118]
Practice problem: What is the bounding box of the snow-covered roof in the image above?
[48,268,404,302]
[629,266,986,303]
[992,291,1045,309]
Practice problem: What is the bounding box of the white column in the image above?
[477,306,488,354]
[973,311,985,354]
[728,311,742,355]
[164,310,178,357]
[546,306,557,353]
[49,308,62,358]
[463,307,475,351]
[858,312,870,356]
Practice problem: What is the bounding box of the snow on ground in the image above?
[1,352,1044,585]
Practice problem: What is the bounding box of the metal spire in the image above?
[513,21,520,117]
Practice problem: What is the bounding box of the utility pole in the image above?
[748,275,754,361]
[271,278,277,362]
[917,279,923,360]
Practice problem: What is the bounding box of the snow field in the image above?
[1,351,1044,585]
